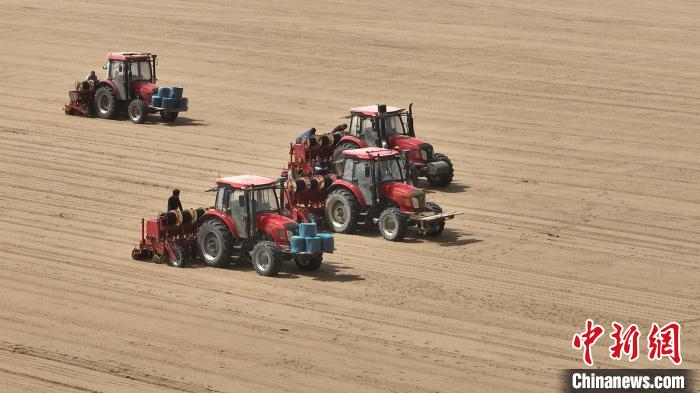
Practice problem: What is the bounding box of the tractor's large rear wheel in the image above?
[128,99,148,124]
[332,142,359,173]
[197,220,233,267]
[251,241,282,276]
[378,207,408,241]
[426,153,454,187]
[95,87,118,119]
[325,189,360,233]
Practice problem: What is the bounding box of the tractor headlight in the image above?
[420,150,428,160]
[412,197,421,209]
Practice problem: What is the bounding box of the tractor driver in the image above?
[295,127,317,144]
[168,189,183,212]
[332,123,348,134]
[84,71,99,85]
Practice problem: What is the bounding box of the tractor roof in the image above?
[342,147,400,160]
[217,175,276,189]
[350,105,404,116]
[106,52,152,61]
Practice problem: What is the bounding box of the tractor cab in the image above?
[347,105,414,147]
[212,175,289,239]
[338,147,417,209]
[335,103,454,187]
[102,52,157,101]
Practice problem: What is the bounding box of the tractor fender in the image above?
[200,209,238,238]
[328,180,366,207]
[96,80,120,97]
[338,135,366,149]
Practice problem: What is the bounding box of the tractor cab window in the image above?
[108,62,124,80]
[376,158,404,183]
[353,160,373,204]
[130,61,152,81]
[343,158,354,180]
[360,117,378,146]
[382,115,406,137]
[252,188,280,213]
[228,189,247,237]
[215,186,231,210]
[349,116,361,137]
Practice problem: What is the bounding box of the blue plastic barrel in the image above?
[157,87,171,97]
[305,237,322,254]
[299,222,317,238]
[179,97,188,109]
[290,236,306,253]
[170,86,183,99]
[151,96,162,107]
[161,97,175,109]
[318,232,334,253]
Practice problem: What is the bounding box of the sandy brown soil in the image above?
[0,0,698,392]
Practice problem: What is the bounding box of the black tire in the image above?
[332,142,359,173]
[427,153,454,187]
[425,202,445,236]
[131,248,150,261]
[295,254,323,271]
[197,220,234,267]
[378,207,408,241]
[251,241,282,276]
[95,86,118,119]
[128,98,148,124]
[325,188,361,233]
[426,220,445,236]
[167,244,187,268]
[160,110,178,122]
[426,202,443,213]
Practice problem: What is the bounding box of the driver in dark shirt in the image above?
[167,189,183,211]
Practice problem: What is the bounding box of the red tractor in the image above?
[283,134,462,241]
[132,175,333,276]
[333,104,454,187]
[66,52,188,124]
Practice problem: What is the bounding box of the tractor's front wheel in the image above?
[197,220,233,267]
[426,153,454,187]
[251,241,282,276]
[295,254,323,271]
[160,110,179,122]
[167,244,187,268]
[378,207,408,241]
[325,189,360,233]
[95,86,118,119]
[128,99,148,124]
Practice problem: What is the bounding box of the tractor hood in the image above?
[256,212,298,245]
[381,182,425,212]
[387,135,426,152]
[131,80,159,103]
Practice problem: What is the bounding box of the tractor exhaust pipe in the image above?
[377,104,387,147]
[407,102,415,137]
[278,177,286,212]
